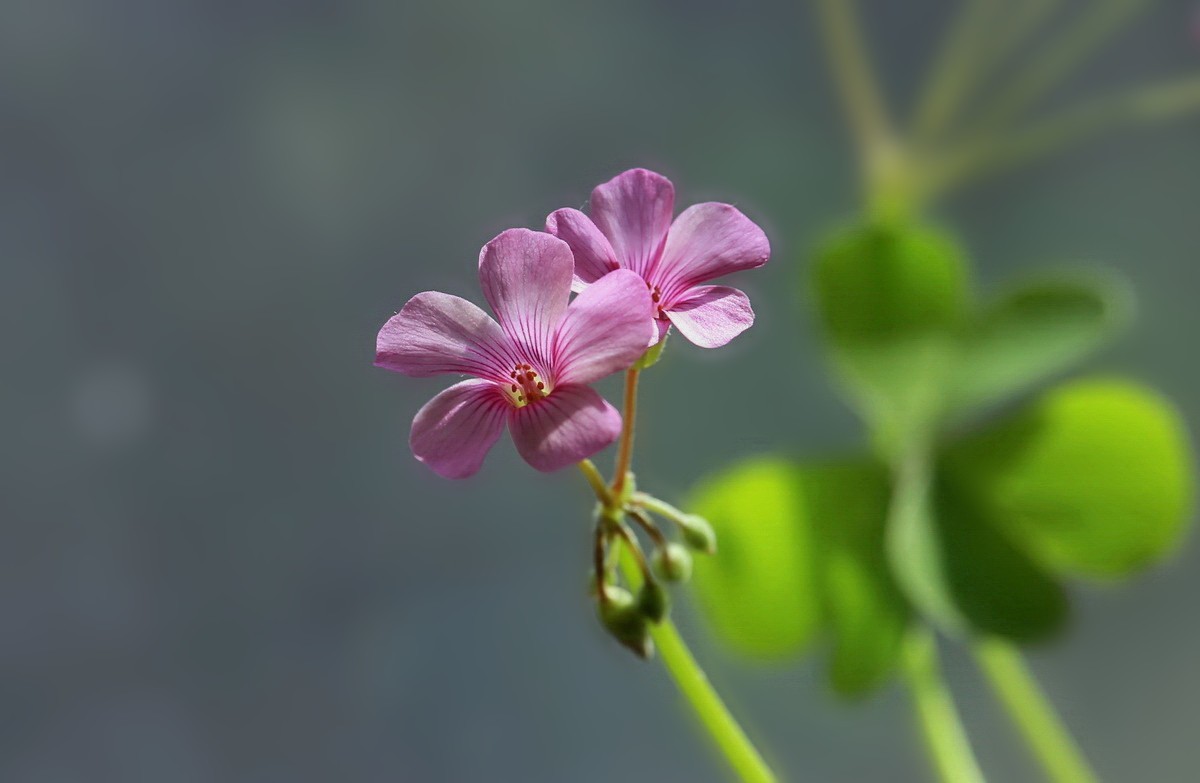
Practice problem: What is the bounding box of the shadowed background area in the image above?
[2,1,1198,781]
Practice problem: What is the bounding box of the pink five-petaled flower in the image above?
[375,228,655,479]
[546,168,770,348]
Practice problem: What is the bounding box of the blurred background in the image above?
[2,1,1198,781]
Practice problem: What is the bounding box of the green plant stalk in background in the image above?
[617,546,777,783]
[806,1,1200,781]
[974,639,1097,783]
[901,629,986,783]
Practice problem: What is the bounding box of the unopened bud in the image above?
[636,578,670,623]
[599,586,654,659]
[679,515,718,555]
[652,543,693,582]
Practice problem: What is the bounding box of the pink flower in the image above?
[546,168,770,348]
[376,228,655,478]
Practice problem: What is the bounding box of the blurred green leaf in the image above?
[942,378,1195,579]
[812,222,969,342]
[811,222,970,451]
[806,460,908,697]
[934,479,1069,642]
[886,456,1067,644]
[689,459,822,660]
[689,457,909,696]
[946,275,1129,415]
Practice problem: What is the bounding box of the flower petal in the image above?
[653,203,770,301]
[478,228,574,366]
[665,285,755,349]
[553,270,656,385]
[409,379,510,478]
[545,208,620,289]
[589,168,675,277]
[509,385,621,472]
[376,292,516,379]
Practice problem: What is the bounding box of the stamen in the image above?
[506,361,553,407]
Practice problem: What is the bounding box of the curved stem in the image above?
[616,546,778,783]
[579,459,614,507]
[901,628,988,783]
[973,638,1098,783]
[610,368,640,499]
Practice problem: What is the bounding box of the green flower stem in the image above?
[973,638,1099,783]
[579,459,614,507]
[632,492,689,524]
[616,544,779,783]
[577,370,779,783]
[610,367,641,500]
[901,628,988,783]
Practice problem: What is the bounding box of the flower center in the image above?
[646,281,666,319]
[505,363,551,408]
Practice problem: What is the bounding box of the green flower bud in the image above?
[652,543,693,582]
[637,578,670,623]
[599,586,654,659]
[679,514,718,555]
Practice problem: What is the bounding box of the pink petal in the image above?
[376,292,516,379]
[409,379,511,478]
[545,208,620,290]
[508,385,621,472]
[665,285,755,349]
[553,269,655,385]
[652,203,770,301]
[589,168,675,277]
[478,228,574,366]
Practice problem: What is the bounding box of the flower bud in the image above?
[599,587,654,659]
[679,514,718,555]
[636,578,670,623]
[652,543,693,582]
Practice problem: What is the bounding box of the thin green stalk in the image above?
[610,368,640,499]
[901,628,988,783]
[932,75,1200,194]
[911,0,1002,143]
[579,374,779,783]
[968,0,1153,134]
[973,638,1098,783]
[617,547,778,783]
[973,0,1065,86]
[812,0,899,200]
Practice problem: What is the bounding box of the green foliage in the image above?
[686,218,1196,697]
[689,457,908,696]
[812,222,969,453]
[942,378,1195,579]
[933,478,1068,642]
[947,276,1129,415]
[813,222,969,342]
[807,461,908,696]
[689,460,822,661]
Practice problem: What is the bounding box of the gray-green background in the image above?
[3,1,1197,780]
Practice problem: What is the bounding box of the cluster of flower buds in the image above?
[591,472,719,658]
